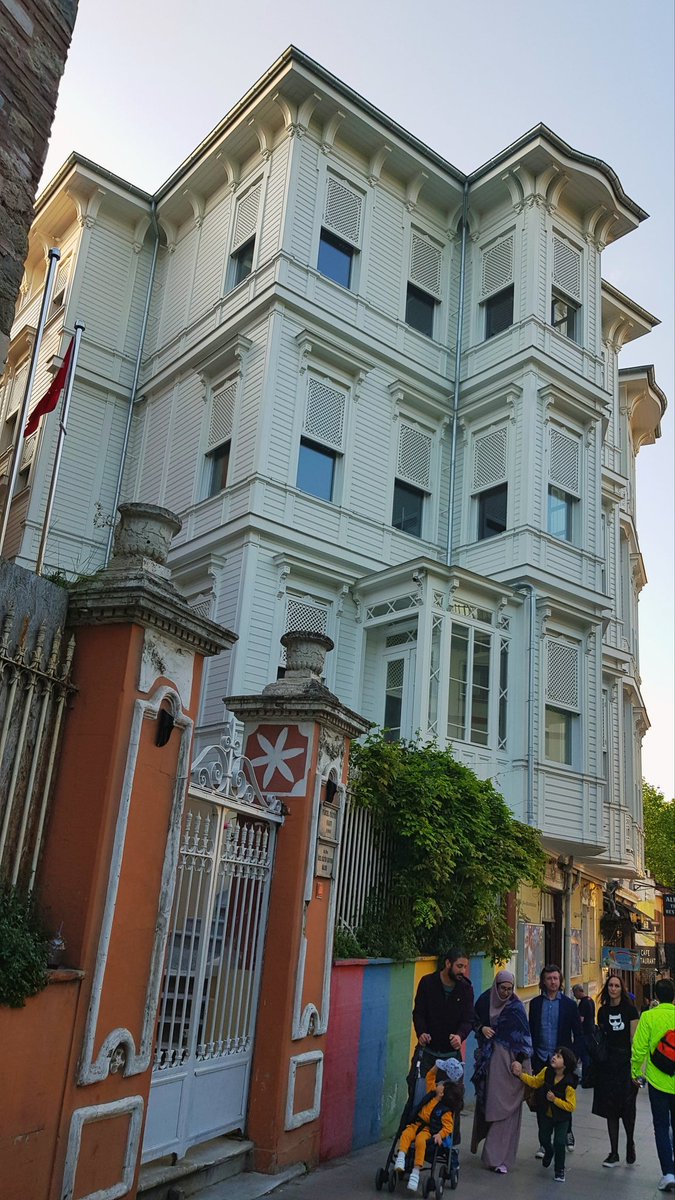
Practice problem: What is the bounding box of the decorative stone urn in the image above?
[281,631,334,678]
[112,503,182,566]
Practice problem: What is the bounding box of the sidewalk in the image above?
[274,1086,664,1199]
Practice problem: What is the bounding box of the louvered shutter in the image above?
[553,236,582,301]
[232,182,261,251]
[410,232,442,298]
[208,378,237,449]
[546,640,579,708]
[7,364,28,416]
[304,376,345,450]
[473,426,508,491]
[481,234,514,299]
[21,433,37,470]
[549,428,580,495]
[281,596,329,664]
[323,176,362,247]
[398,423,432,490]
[51,260,69,307]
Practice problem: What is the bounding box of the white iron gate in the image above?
[143,728,283,1162]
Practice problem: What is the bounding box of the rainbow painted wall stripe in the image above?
[320,956,494,1160]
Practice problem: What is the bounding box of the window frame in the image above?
[483,284,514,340]
[446,619,493,748]
[551,289,580,343]
[405,282,437,338]
[547,484,576,542]
[296,436,338,503]
[477,482,508,540]
[227,236,255,291]
[317,227,354,289]
[205,439,231,498]
[544,705,575,766]
[392,477,425,538]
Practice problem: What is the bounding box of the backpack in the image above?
[650,1028,675,1076]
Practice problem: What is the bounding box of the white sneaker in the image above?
[407,1167,420,1192]
[394,1151,406,1174]
[535,1146,546,1159]
[658,1176,675,1192]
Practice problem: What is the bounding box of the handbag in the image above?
[586,1025,608,1064]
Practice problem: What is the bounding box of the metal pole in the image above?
[35,321,84,575]
[0,248,61,557]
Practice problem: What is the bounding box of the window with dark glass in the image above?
[229,237,255,289]
[405,283,436,337]
[317,229,354,288]
[545,706,573,765]
[296,437,336,502]
[447,622,492,747]
[392,479,424,537]
[548,485,575,541]
[477,483,507,540]
[207,441,231,497]
[484,285,514,339]
[551,291,579,342]
[383,657,404,741]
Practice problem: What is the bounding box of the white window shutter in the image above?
[410,232,442,297]
[7,364,28,416]
[52,260,69,305]
[208,378,237,449]
[553,235,582,301]
[304,376,346,450]
[546,639,579,708]
[232,183,261,250]
[398,423,432,490]
[481,234,514,299]
[21,433,37,469]
[473,426,508,491]
[549,428,580,494]
[323,175,362,246]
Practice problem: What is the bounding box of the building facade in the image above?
[1,48,666,988]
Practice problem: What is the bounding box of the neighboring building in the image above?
[0,48,666,982]
[0,0,79,366]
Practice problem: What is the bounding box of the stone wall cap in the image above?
[224,692,371,739]
[67,571,235,657]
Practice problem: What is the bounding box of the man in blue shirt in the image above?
[528,964,583,1156]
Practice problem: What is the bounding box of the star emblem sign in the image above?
[250,727,305,789]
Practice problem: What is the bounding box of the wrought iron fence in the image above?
[334,792,393,935]
[0,586,75,890]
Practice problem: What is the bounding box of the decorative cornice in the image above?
[225,693,370,741]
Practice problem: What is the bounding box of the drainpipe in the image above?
[446,180,469,567]
[514,583,537,827]
[563,857,581,988]
[105,198,160,564]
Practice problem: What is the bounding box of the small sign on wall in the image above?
[315,841,336,879]
[518,922,545,988]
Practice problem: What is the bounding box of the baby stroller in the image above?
[375,1046,460,1195]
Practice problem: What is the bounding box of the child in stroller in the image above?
[375,1049,463,1195]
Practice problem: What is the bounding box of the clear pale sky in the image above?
[41,0,675,798]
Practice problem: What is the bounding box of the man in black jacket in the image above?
[413,949,475,1054]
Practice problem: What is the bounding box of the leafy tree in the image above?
[348,732,545,963]
[643,781,675,887]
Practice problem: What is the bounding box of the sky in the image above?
[41,0,674,798]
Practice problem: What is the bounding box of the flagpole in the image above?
[0,247,61,558]
[35,321,84,576]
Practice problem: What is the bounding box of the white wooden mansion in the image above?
[1,48,666,956]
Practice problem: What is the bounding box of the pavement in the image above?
[272,1086,667,1200]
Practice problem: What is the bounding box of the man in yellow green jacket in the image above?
[631,978,675,1193]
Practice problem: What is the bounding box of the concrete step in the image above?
[138,1135,253,1200]
[196,1163,306,1200]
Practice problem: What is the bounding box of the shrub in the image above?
[0,886,49,1008]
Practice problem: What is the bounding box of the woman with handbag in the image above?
[592,973,640,1166]
[470,970,533,1174]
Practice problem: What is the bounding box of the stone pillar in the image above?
[226,631,369,1172]
[37,504,235,1200]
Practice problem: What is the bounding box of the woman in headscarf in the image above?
[471,969,533,1174]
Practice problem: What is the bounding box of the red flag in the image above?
[24,338,74,438]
